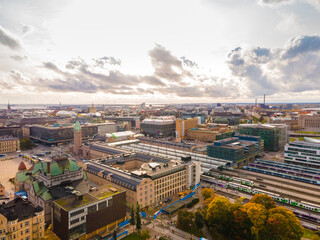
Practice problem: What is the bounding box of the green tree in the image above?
[195,210,204,229]
[129,204,135,232]
[113,230,117,240]
[136,202,141,232]
[249,194,277,210]
[20,138,35,150]
[177,210,194,231]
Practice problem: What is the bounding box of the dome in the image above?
[18,161,27,171]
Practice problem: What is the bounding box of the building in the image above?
[88,103,97,114]
[298,114,320,132]
[207,135,264,166]
[15,157,84,223]
[84,150,201,208]
[0,127,23,139]
[284,138,320,168]
[176,118,198,139]
[140,116,176,138]
[0,183,4,196]
[0,136,20,154]
[0,197,45,240]
[73,121,82,155]
[238,123,288,151]
[52,185,126,240]
[29,124,98,145]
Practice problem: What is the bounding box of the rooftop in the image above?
[0,198,43,222]
[54,184,122,211]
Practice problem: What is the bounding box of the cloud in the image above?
[181,56,198,68]
[227,34,320,97]
[10,55,28,62]
[148,44,186,82]
[21,24,33,36]
[258,0,292,4]
[93,56,121,67]
[283,35,320,59]
[0,25,22,50]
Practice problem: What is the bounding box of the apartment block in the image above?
[0,136,20,154]
[0,198,45,240]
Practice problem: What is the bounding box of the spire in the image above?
[74,120,81,133]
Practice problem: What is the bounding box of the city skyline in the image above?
[1,0,320,104]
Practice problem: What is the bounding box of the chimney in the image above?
[47,162,50,175]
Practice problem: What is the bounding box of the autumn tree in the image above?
[250,194,277,210]
[243,203,268,239]
[232,208,254,240]
[206,196,234,236]
[201,188,215,200]
[260,207,303,240]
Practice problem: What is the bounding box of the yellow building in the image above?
[176,118,198,139]
[0,136,20,154]
[0,198,45,240]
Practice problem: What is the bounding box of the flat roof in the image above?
[54,184,122,211]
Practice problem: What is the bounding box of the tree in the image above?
[201,188,215,200]
[20,138,35,150]
[177,210,194,231]
[206,196,234,236]
[195,210,204,229]
[249,194,277,210]
[260,207,303,240]
[136,202,141,232]
[130,204,135,232]
[243,203,267,239]
[113,230,117,240]
[232,207,254,240]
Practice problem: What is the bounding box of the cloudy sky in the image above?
[1,0,320,104]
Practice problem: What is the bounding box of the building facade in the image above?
[239,123,288,151]
[0,198,45,240]
[52,185,126,240]
[176,118,198,139]
[0,136,20,154]
[140,117,176,138]
[298,114,320,132]
[207,135,264,166]
[284,140,320,169]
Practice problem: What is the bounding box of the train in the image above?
[248,162,320,180]
[205,171,254,186]
[201,175,320,213]
[255,159,320,175]
[243,166,320,185]
[293,209,320,224]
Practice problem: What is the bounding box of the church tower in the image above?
[73,120,82,155]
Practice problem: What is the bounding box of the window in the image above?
[88,205,97,214]
[98,201,107,210]
[25,221,29,226]
[25,229,29,234]
[70,218,80,225]
[70,209,84,217]
[108,199,113,207]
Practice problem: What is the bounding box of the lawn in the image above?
[303,228,320,240]
[122,232,150,240]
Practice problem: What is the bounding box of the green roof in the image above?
[16,172,30,182]
[49,159,81,176]
[74,120,81,133]
[32,181,52,201]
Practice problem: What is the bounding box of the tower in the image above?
[89,102,96,113]
[7,100,11,112]
[73,120,82,155]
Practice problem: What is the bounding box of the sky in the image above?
[0,0,320,105]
